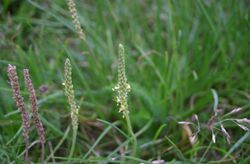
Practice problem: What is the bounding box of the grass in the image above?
[0,0,250,163]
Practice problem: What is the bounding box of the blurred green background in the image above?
[0,0,249,163]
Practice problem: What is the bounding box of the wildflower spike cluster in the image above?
[113,44,131,118]
[23,69,46,146]
[67,0,85,40]
[64,58,79,131]
[7,64,30,162]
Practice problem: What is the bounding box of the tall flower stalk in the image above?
[7,65,30,164]
[63,58,79,159]
[67,0,85,40]
[23,69,45,164]
[113,44,137,156]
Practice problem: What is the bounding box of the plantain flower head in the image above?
[67,0,85,40]
[64,58,79,131]
[113,44,131,118]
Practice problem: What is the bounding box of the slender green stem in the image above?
[46,126,70,162]
[125,113,137,157]
[68,128,77,161]
[41,142,44,164]
[25,141,29,164]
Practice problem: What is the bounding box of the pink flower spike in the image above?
[237,123,249,131]
[178,121,192,125]
[236,118,250,124]
[220,123,231,144]
[228,108,242,115]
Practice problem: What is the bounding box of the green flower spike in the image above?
[64,58,79,131]
[113,44,131,118]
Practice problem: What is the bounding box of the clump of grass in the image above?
[3,0,250,162]
[23,69,46,164]
[7,64,30,164]
[67,0,85,40]
[63,58,80,159]
[113,44,137,156]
